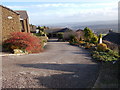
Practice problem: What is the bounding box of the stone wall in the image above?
[1,6,21,42]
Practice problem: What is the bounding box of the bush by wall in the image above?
[97,43,108,52]
[92,50,119,62]
[3,32,42,53]
[57,32,64,40]
[91,34,98,44]
[84,27,93,42]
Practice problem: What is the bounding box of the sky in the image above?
[1,0,119,25]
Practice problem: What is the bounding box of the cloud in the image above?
[35,2,117,17]
[28,5,117,24]
[7,5,29,10]
[35,3,78,8]
[2,0,119,2]
[6,2,118,8]
[32,2,118,8]
[3,1,118,24]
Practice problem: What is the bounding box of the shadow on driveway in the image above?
[18,63,100,88]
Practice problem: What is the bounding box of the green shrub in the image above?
[34,33,42,36]
[69,35,78,43]
[97,43,108,51]
[84,27,93,42]
[69,35,80,45]
[69,35,76,41]
[57,32,64,39]
[99,34,102,38]
[38,36,48,48]
[91,34,98,44]
[107,49,119,58]
[92,50,120,62]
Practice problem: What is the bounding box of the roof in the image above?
[103,31,120,45]
[76,29,84,32]
[0,5,19,15]
[57,28,73,33]
[45,28,73,33]
[45,28,63,33]
[15,10,28,19]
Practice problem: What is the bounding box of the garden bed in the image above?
[69,39,120,88]
[64,27,120,88]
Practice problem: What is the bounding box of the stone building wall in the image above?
[1,5,21,42]
[23,19,27,33]
[15,10,30,33]
[20,19,30,33]
[22,19,30,33]
[0,6,2,44]
[26,19,30,33]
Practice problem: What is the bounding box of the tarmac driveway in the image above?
[2,39,100,88]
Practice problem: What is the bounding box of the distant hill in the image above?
[37,20,118,34]
[73,24,118,34]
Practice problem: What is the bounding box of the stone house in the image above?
[0,5,21,42]
[15,10,30,33]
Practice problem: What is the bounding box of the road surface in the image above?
[2,39,100,88]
